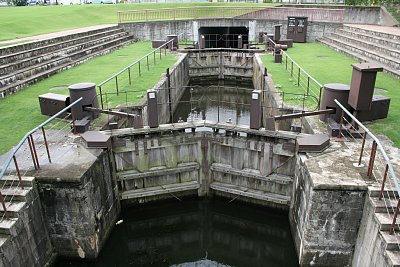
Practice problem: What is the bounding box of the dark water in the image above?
[173,79,253,125]
[56,197,299,267]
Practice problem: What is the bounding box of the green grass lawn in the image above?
[262,43,400,147]
[0,41,177,154]
[0,3,275,41]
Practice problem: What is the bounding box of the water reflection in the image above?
[173,79,253,125]
[56,198,299,267]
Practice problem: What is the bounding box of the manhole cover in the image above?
[49,86,68,91]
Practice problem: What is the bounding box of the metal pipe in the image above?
[30,135,40,169]
[0,192,8,219]
[27,136,38,170]
[358,133,367,166]
[367,141,377,178]
[13,156,23,189]
[274,109,335,121]
[390,199,400,235]
[379,164,389,200]
[41,127,51,163]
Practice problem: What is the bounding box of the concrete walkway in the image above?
[0,24,117,46]
[345,24,400,37]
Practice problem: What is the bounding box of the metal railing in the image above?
[0,98,82,221]
[334,99,400,243]
[97,38,177,109]
[117,6,265,23]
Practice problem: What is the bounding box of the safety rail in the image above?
[97,38,178,109]
[266,37,323,109]
[0,98,82,221]
[117,6,265,23]
[334,99,400,240]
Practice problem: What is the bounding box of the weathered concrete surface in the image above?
[32,137,120,260]
[110,122,298,209]
[188,50,254,79]
[0,179,53,267]
[290,141,372,266]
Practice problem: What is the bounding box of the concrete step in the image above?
[330,32,400,60]
[0,34,133,87]
[343,25,400,42]
[338,28,400,51]
[1,187,33,202]
[0,234,8,247]
[381,230,400,251]
[369,186,399,198]
[120,180,200,200]
[0,28,123,66]
[320,36,400,70]
[0,25,119,57]
[0,218,18,235]
[0,175,35,188]
[376,212,400,231]
[371,196,399,213]
[0,201,26,218]
[386,250,400,267]
[0,31,127,75]
[210,181,291,205]
[318,38,400,78]
[0,37,133,97]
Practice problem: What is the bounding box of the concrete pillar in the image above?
[147,90,159,128]
[250,90,262,129]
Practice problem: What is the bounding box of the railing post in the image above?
[307,76,310,95]
[160,48,162,59]
[99,86,104,110]
[297,67,301,86]
[138,61,141,77]
[338,110,344,139]
[367,141,378,178]
[115,76,119,96]
[0,192,8,219]
[379,164,389,200]
[390,199,400,235]
[128,67,131,85]
[285,55,288,70]
[29,134,40,169]
[27,135,38,170]
[13,156,23,189]
[147,56,149,70]
[154,51,156,64]
[291,61,293,77]
[358,133,367,166]
[41,127,51,163]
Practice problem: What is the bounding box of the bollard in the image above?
[147,90,159,128]
[250,90,262,129]
[200,35,205,49]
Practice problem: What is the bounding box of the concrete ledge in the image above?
[120,181,200,200]
[210,181,290,205]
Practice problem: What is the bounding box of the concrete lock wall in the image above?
[112,131,297,209]
[290,153,367,267]
[119,19,341,44]
[36,149,120,260]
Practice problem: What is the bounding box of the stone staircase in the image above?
[0,175,52,266]
[0,25,134,98]
[369,187,400,267]
[318,24,400,78]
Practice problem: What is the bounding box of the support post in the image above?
[358,133,367,166]
[367,141,378,178]
[30,134,40,169]
[27,135,38,170]
[41,127,51,163]
[147,90,159,128]
[0,192,8,219]
[379,164,389,200]
[13,156,23,189]
[250,90,262,130]
[390,199,400,235]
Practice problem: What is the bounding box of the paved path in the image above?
[0,24,117,46]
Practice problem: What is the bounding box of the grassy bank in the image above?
[0,3,275,41]
[261,43,400,147]
[0,41,177,154]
